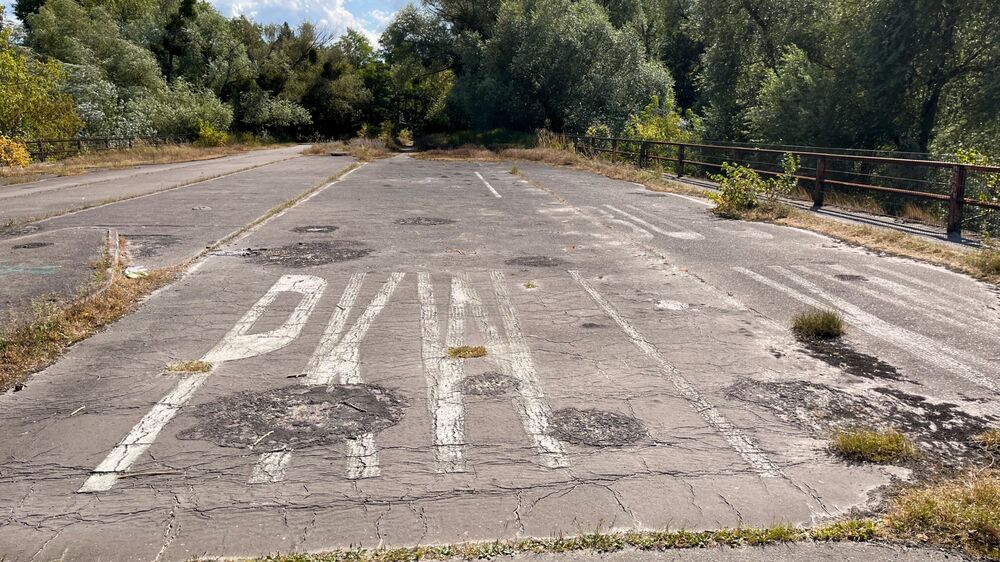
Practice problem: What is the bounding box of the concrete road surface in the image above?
[1,154,996,561]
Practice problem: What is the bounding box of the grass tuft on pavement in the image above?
[447,345,487,359]
[165,360,213,373]
[304,139,392,162]
[831,428,919,463]
[973,429,1000,452]
[791,309,845,340]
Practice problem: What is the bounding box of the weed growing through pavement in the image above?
[973,429,1000,452]
[524,281,538,289]
[165,360,213,373]
[831,428,920,463]
[510,164,520,175]
[447,345,487,359]
[791,309,845,340]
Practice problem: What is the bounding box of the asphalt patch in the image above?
[123,234,179,259]
[178,384,406,450]
[834,274,868,282]
[0,225,40,237]
[292,225,340,234]
[549,407,646,447]
[581,323,606,329]
[395,217,457,226]
[726,379,995,465]
[801,339,906,382]
[463,371,519,397]
[251,241,371,267]
[505,256,566,267]
[12,242,52,249]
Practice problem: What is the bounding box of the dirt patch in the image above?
[549,407,646,447]
[292,225,340,234]
[727,379,994,466]
[123,234,179,259]
[801,339,906,382]
[395,217,457,226]
[505,256,566,267]
[251,241,371,267]
[463,371,519,397]
[177,384,406,450]
[11,242,52,249]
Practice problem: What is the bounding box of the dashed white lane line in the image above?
[862,263,997,316]
[475,172,502,198]
[569,270,780,477]
[605,205,704,240]
[624,204,706,240]
[80,275,327,493]
[736,266,1000,395]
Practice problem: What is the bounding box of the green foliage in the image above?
[0,136,31,167]
[623,95,701,142]
[791,309,845,340]
[708,153,798,216]
[832,428,920,463]
[194,119,229,147]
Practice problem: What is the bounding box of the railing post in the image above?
[812,157,826,209]
[676,145,685,178]
[38,141,46,161]
[947,164,967,237]
[639,141,648,168]
[611,138,619,163]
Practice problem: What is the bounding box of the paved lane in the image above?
[1,155,992,560]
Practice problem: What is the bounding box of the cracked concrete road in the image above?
[0,146,351,321]
[1,155,996,561]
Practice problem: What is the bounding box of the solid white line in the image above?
[489,271,569,468]
[737,266,1000,394]
[475,172,502,198]
[605,205,704,240]
[656,191,713,207]
[80,275,326,493]
[248,451,292,485]
[569,270,780,477]
[417,273,468,473]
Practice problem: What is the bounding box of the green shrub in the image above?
[791,309,845,340]
[831,428,919,463]
[194,119,229,147]
[0,136,30,167]
[708,153,799,217]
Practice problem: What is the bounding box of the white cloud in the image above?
[209,0,382,43]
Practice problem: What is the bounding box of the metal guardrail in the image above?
[24,136,183,161]
[570,135,1000,237]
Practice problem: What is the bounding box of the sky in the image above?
[206,0,410,43]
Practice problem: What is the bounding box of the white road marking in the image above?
[736,266,1000,394]
[625,204,707,241]
[655,191,713,207]
[713,226,774,240]
[569,270,781,477]
[862,263,996,315]
[80,275,327,493]
[605,205,704,240]
[475,172,502,198]
[417,273,468,473]
[488,271,569,468]
[248,451,292,484]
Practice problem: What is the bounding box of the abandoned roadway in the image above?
[1,153,998,560]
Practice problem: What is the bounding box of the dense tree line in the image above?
[1,0,998,156]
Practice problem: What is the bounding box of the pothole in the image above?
[505,256,566,267]
[727,379,995,466]
[177,384,406,450]
[395,217,457,226]
[292,225,339,234]
[549,407,646,447]
[834,274,868,282]
[463,371,519,397]
[123,234,179,258]
[249,241,371,267]
[12,242,52,249]
[801,339,906,382]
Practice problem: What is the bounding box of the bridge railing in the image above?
[569,135,1000,237]
[23,136,184,161]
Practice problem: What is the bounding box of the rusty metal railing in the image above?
[23,136,183,161]
[570,135,1000,237]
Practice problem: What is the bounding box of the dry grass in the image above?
[304,139,392,162]
[524,281,538,289]
[831,428,920,463]
[0,238,174,391]
[165,360,213,373]
[791,309,845,340]
[973,429,1000,452]
[0,143,271,186]
[447,345,487,359]
[886,470,1000,558]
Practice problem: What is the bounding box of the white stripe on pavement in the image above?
[475,172,502,198]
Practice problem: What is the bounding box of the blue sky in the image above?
[207,0,411,43]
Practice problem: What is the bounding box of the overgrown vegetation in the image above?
[791,309,845,340]
[707,154,798,219]
[886,471,1000,559]
[831,428,920,463]
[303,139,392,162]
[165,360,212,373]
[973,429,1000,452]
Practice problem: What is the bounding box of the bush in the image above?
[396,128,413,146]
[194,120,229,147]
[377,120,395,146]
[0,136,30,167]
[708,153,799,217]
